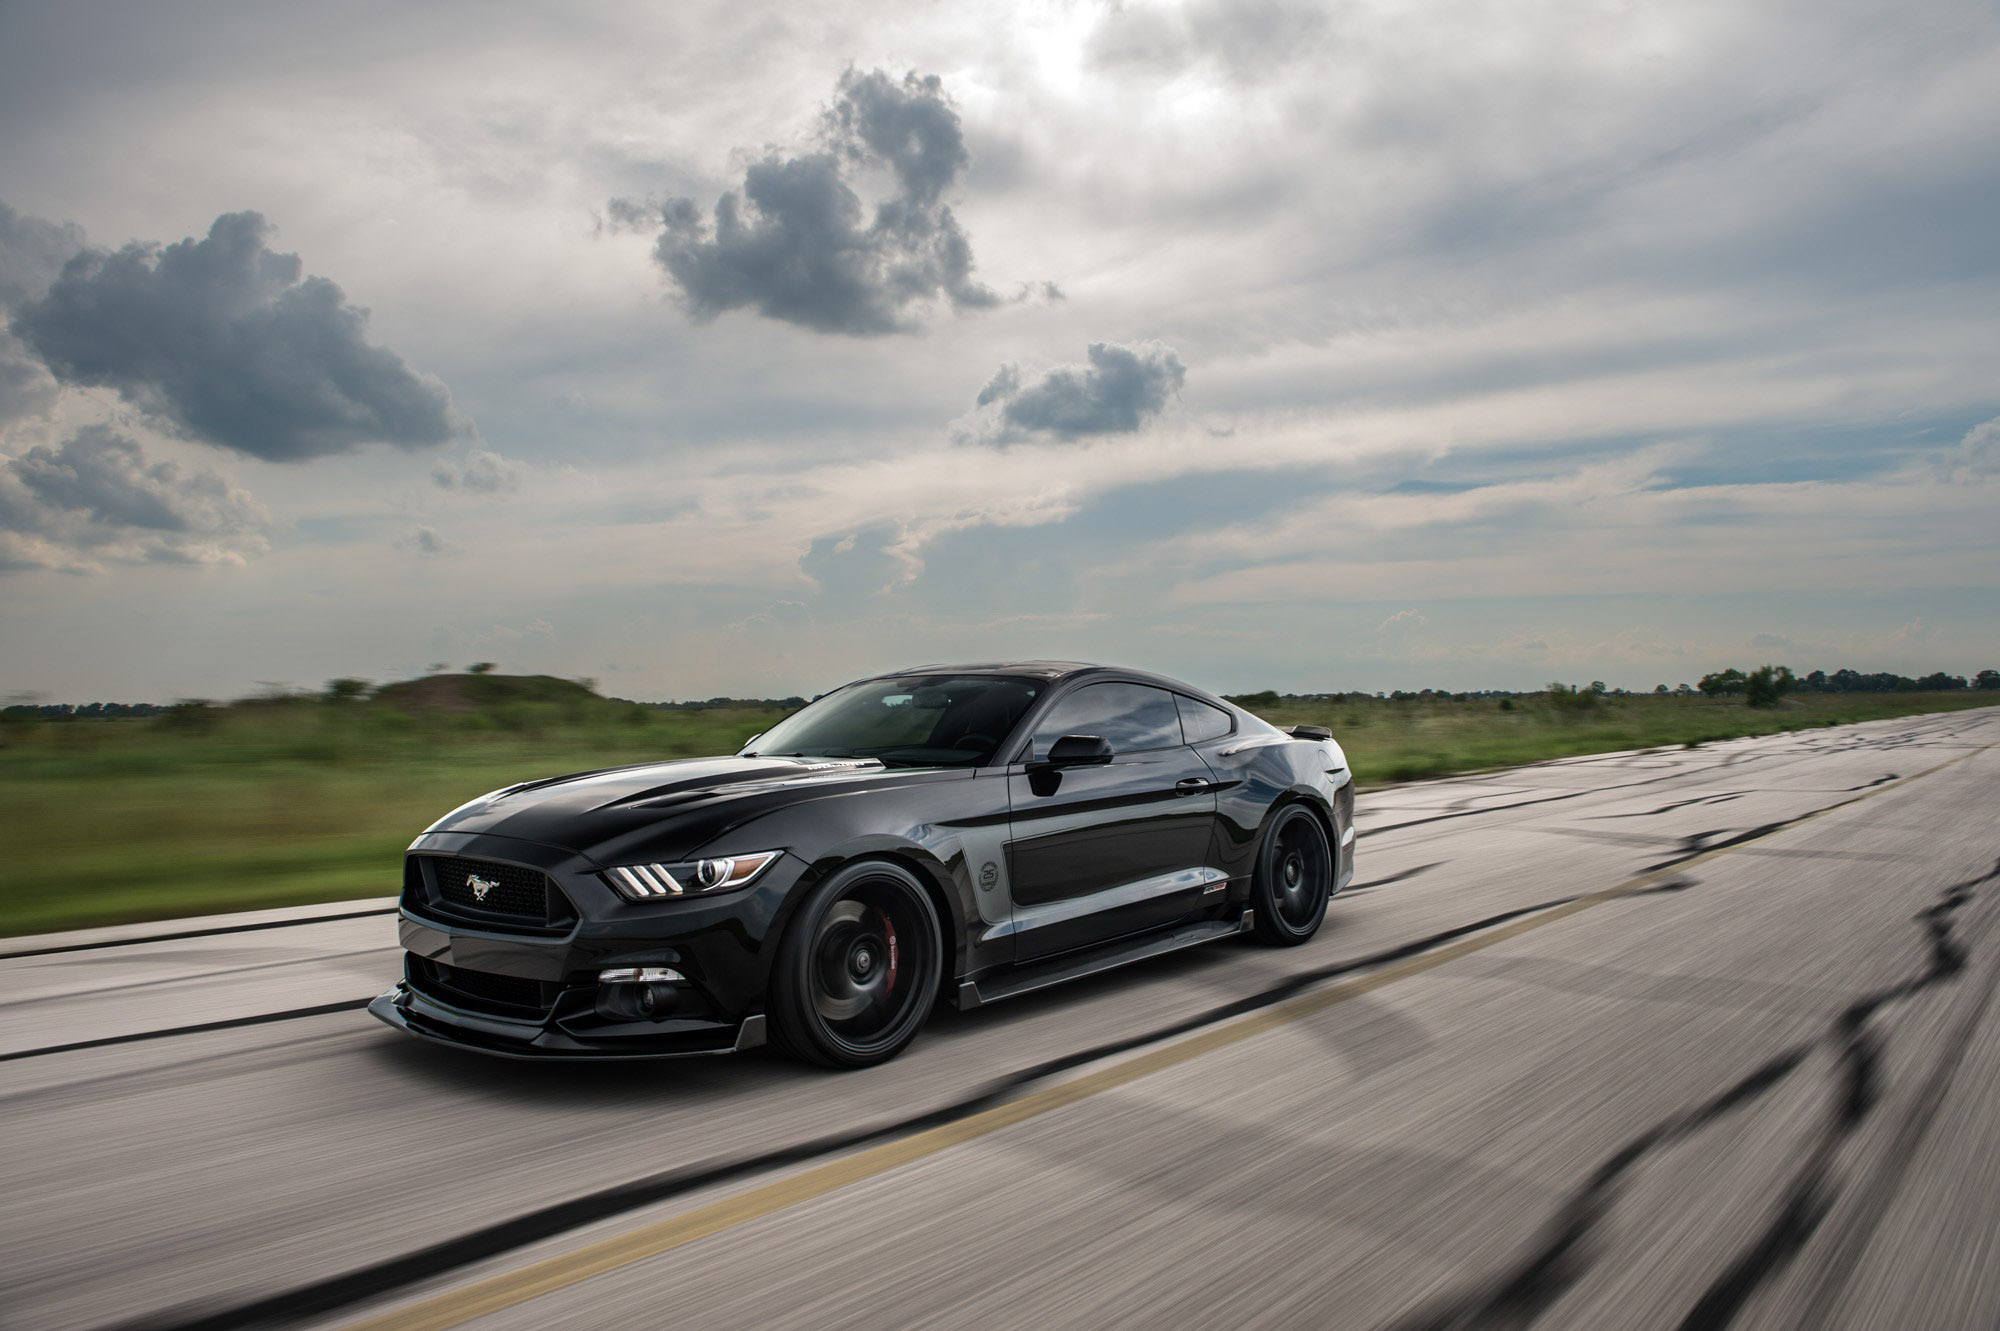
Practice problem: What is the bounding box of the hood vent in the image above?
[779,759,885,773]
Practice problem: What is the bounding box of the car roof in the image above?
[886,660,1095,679]
[879,661,1226,701]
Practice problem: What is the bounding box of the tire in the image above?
[1250,804,1334,946]
[767,859,944,1068]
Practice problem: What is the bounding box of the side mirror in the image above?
[1046,734,1114,767]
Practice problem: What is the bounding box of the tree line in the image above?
[8,664,1998,721]
[1,701,172,720]
[1695,666,1999,707]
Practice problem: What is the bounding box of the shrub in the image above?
[1744,664,1796,708]
[1698,668,1746,697]
[160,700,217,733]
[1545,682,1600,713]
[1226,690,1282,708]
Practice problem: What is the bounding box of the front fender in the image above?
[697,774,1004,983]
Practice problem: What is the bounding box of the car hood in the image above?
[421,754,963,857]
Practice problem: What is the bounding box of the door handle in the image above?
[1174,777,1211,794]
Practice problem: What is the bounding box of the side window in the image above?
[1030,683,1183,758]
[1176,695,1233,744]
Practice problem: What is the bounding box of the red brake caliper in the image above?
[879,909,900,994]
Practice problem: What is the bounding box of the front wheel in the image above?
[767,860,943,1068]
[1250,805,1334,946]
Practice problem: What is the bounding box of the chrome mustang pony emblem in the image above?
[467,873,499,902]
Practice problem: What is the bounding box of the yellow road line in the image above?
[344,742,1990,1331]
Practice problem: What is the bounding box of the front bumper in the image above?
[370,830,809,1060]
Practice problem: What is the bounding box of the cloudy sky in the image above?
[1,0,1995,702]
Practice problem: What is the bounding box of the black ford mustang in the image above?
[371,662,1354,1067]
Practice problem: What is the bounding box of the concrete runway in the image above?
[4,708,1997,1331]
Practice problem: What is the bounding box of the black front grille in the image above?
[408,956,558,1018]
[430,855,547,917]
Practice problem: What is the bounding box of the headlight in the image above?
[603,851,782,900]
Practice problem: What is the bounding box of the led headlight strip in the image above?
[604,851,781,900]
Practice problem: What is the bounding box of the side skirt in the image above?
[955,910,1254,1010]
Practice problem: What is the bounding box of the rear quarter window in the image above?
[1176,695,1234,744]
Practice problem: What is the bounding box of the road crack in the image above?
[1386,858,2000,1331]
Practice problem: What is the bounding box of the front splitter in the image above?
[368,987,766,1061]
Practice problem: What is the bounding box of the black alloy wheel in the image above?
[1251,804,1334,945]
[768,860,943,1068]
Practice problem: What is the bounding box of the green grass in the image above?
[0,695,790,936]
[1,682,1992,936]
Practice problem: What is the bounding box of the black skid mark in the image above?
[1640,824,1797,874]
[1387,858,2000,1331]
[1634,876,1700,896]
[0,906,398,960]
[1538,826,1690,850]
[1348,863,1445,893]
[1590,792,1748,820]
[1673,861,1994,1329]
[1787,917,2000,1325]
[0,999,372,1063]
[1389,1049,1815,1331]
[1366,756,1770,838]
[1371,723,1889,843]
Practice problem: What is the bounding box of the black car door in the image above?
[1004,681,1223,961]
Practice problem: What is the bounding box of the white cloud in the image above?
[0,427,269,573]
[397,526,454,557]
[1376,609,1429,635]
[432,448,526,494]
[1937,415,2000,483]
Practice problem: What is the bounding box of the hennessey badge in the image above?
[467,873,499,902]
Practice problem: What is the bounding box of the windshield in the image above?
[745,674,1042,767]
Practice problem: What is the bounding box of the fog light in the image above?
[596,966,688,1022]
[598,967,685,985]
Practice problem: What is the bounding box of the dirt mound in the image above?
[371,673,602,715]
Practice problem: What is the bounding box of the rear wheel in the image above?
[768,860,943,1068]
[1250,805,1334,945]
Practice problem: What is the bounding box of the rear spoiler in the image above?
[1284,724,1333,742]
